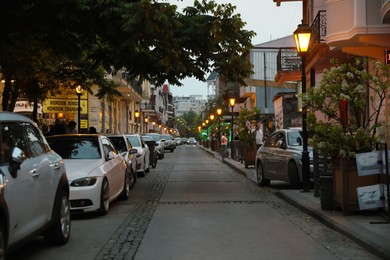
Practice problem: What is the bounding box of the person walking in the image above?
[66,120,77,134]
[47,119,66,136]
[221,132,228,160]
[255,123,264,150]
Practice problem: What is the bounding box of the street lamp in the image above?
[294,23,312,192]
[229,98,236,158]
[75,85,84,133]
[217,108,222,144]
[134,110,140,133]
[144,117,149,133]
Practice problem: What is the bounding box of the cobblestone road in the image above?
[96,145,379,260]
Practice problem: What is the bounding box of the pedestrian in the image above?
[255,123,263,150]
[221,131,228,160]
[89,126,97,134]
[46,119,66,136]
[66,120,77,134]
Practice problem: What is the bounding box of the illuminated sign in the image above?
[43,99,87,114]
[386,49,390,65]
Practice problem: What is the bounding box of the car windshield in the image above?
[287,131,303,146]
[142,136,153,141]
[48,137,101,159]
[107,136,127,153]
[145,134,160,141]
[161,135,172,140]
[126,135,141,147]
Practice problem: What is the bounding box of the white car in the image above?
[125,134,150,176]
[46,134,129,215]
[0,112,71,257]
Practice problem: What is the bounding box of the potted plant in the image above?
[304,57,390,213]
[236,107,260,168]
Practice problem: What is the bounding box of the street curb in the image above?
[200,145,390,259]
[201,146,247,176]
[274,191,390,260]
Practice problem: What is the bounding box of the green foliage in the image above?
[0,0,255,119]
[304,58,390,158]
[236,107,260,143]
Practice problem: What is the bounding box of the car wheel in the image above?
[119,171,131,200]
[288,161,302,188]
[138,160,146,177]
[151,154,157,168]
[170,148,174,152]
[256,161,270,186]
[44,189,71,245]
[98,178,110,215]
[129,168,136,187]
[134,168,138,183]
[0,222,6,259]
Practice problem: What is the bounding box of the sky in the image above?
[164,0,303,97]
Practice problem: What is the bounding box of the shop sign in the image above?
[356,184,385,210]
[42,99,87,114]
[13,101,43,114]
[355,151,383,176]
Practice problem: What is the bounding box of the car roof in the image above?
[0,112,35,124]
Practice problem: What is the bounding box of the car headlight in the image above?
[71,177,97,187]
[136,153,142,158]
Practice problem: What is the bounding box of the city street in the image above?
[9,144,380,260]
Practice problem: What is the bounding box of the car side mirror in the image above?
[276,140,284,149]
[9,147,26,178]
[129,148,138,155]
[106,151,116,161]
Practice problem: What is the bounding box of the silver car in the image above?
[0,112,71,257]
[255,128,313,188]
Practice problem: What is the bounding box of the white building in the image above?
[173,95,207,117]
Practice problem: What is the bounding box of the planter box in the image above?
[333,157,380,215]
[241,142,256,168]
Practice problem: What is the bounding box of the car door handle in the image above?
[50,163,61,170]
[30,169,40,177]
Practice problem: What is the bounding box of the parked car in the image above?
[46,134,129,215]
[143,133,164,159]
[187,137,197,145]
[106,134,138,187]
[0,112,71,257]
[255,128,313,188]
[141,135,157,168]
[175,137,183,145]
[161,134,176,152]
[125,134,150,176]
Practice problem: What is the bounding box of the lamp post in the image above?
[229,98,236,158]
[75,85,83,133]
[134,110,140,133]
[217,108,222,146]
[144,117,149,133]
[294,23,312,192]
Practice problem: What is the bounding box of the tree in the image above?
[0,0,255,119]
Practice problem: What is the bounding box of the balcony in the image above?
[382,0,390,23]
[240,85,256,98]
[326,0,390,59]
[275,10,328,85]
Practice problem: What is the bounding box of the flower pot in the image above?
[333,157,379,215]
[241,142,256,168]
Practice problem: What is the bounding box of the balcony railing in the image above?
[310,10,327,46]
[141,103,156,111]
[121,73,142,96]
[277,48,301,72]
[276,10,327,74]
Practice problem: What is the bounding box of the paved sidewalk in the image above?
[202,146,390,259]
